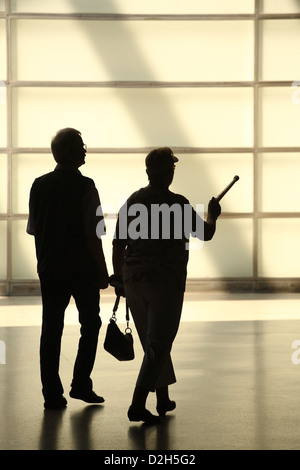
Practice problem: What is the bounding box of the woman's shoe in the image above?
[156,400,176,417]
[128,405,161,424]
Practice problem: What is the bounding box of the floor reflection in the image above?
[39,405,104,450]
[39,408,67,450]
[128,416,175,450]
[70,405,104,450]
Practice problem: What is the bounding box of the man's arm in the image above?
[26,184,36,235]
[191,197,221,241]
[204,197,221,241]
[112,239,126,277]
[87,234,109,289]
[83,181,109,289]
[110,209,127,297]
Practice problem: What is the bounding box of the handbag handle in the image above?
[125,300,132,334]
[113,295,121,314]
[111,295,132,334]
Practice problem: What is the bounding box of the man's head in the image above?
[145,147,179,188]
[51,128,87,168]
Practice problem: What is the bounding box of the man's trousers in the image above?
[39,273,101,400]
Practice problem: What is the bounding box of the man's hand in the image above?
[95,275,109,290]
[109,274,126,297]
[208,197,221,220]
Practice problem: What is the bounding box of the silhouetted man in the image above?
[27,128,109,409]
[112,147,221,424]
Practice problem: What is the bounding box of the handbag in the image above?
[104,295,135,361]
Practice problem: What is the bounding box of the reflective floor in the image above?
[1,292,300,450]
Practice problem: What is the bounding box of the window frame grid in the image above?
[1,0,300,293]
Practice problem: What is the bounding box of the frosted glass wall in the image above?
[12,87,253,149]
[0,19,6,80]
[11,0,255,15]
[0,221,7,280]
[1,0,299,291]
[260,1,300,13]
[11,20,254,82]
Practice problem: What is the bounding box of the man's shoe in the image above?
[44,396,67,410]
[156,400,176,417]
[69,389,105,404]
[128,405,161,425]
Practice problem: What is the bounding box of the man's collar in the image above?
[55,164,81,174]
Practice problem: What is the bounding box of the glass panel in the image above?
[12,220,38,280]
[260,20,300,81]
[258,219,300,277]
[12,87,253,148]
[0,20,6,81]
[12,19,253,82]
[0,80,5,104]
[258,153,300,212]
[0,0,5,12]
[187,218,253,278]
[0,89,6,146]
[0,155,7,213]
[11,0,254,14]
[0,20,6,148]
[11,154,55,214]
[259,87,300,147]
[260,0,300,13]
[0,220,7,280]
[172,153,253,213]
